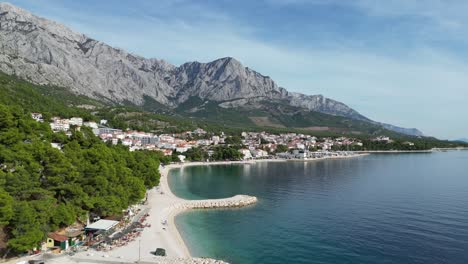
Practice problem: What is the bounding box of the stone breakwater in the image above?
[175,195,258,210]
[153,165,259,264]
[159,195,257,264]
[146,256,229,264]
[66,256,229,264]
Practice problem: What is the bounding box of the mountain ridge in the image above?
[0,2,423,136]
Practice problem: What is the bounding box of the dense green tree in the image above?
[275,144,289,153]
[184,147,208,161]
[0,188,13,225]
[211,146,242,161]
[8,202,44,252]
[224,136,242,145]
[0,104,163,255]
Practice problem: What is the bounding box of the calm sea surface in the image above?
[169,152,468,264]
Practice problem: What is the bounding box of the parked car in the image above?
[28,261,45,264]
[152,248,166,256]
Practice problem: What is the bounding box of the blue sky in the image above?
[7,0,468,139]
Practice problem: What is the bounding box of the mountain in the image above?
[454,138,468,143]
[0,2,423,136]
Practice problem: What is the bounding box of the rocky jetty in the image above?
[175,195,257,210]
[148,256,229,264]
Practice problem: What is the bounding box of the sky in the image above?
[7,0,468,139]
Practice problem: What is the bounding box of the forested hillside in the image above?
[0,104,162,256]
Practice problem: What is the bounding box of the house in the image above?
[162,149,173,156]
[31,113,43,122]
[292,149,307,159]
[250,149,268,158]
[50,119,70,132]
[239,149,252,160]
[373,136,392,143]
[83,121,98,129]
[69,117,83,126]
[50,143,62,150]
[64,230,84,247]
[212,136,220,145]
[46,232,69,250]
[296,143,306,150]
[193,128,207,135]
[178,155,186,162]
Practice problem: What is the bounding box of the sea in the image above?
[169,151,468,264]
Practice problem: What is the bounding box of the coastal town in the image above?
[7,113,431,264]
[33,113,403,162]
[4,113,378,264]
[1,2,467,264]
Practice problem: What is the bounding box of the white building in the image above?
[31,113,43,122]
[239,149,252,160]
[50,119,70,132]
[296,143,306,150]
[50,143,62,150]
[196,139,211,146]
[292,149,307,159]
[250,149,268,158]
[83,121,98,129]
[212,136,220,145]
[122,138,133,146]
[178,155,186,162]
[176,147,189,153]
[69,117,83,126]
[193,128,207,135]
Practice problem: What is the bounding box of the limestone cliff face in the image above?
[168,57,287,103]
[168,58,366,119]
[0,2,176,105]
[0,3,423,136]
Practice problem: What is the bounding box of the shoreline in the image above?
[9,154,367,264]
[160,164,258,259]
[351,150,433,153]
[156,153,368,257]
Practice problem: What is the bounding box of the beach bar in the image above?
[85,219,119,233]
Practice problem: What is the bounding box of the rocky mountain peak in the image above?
[212,56,242,68]
[0,3,423,136]
[0,2,26,14]
[0,2,84,42]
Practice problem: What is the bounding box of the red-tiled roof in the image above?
[48,232,68,242]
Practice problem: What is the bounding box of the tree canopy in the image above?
[0,104,162,255]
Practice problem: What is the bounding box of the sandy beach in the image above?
[87,162,257,262]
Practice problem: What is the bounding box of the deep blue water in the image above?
[169,152,468,264]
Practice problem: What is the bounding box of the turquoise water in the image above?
[169,152,468,264]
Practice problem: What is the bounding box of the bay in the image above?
[169,152,468,264]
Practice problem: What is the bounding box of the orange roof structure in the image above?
[48,232,68,242]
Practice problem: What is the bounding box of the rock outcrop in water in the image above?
[0,2,423,136]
